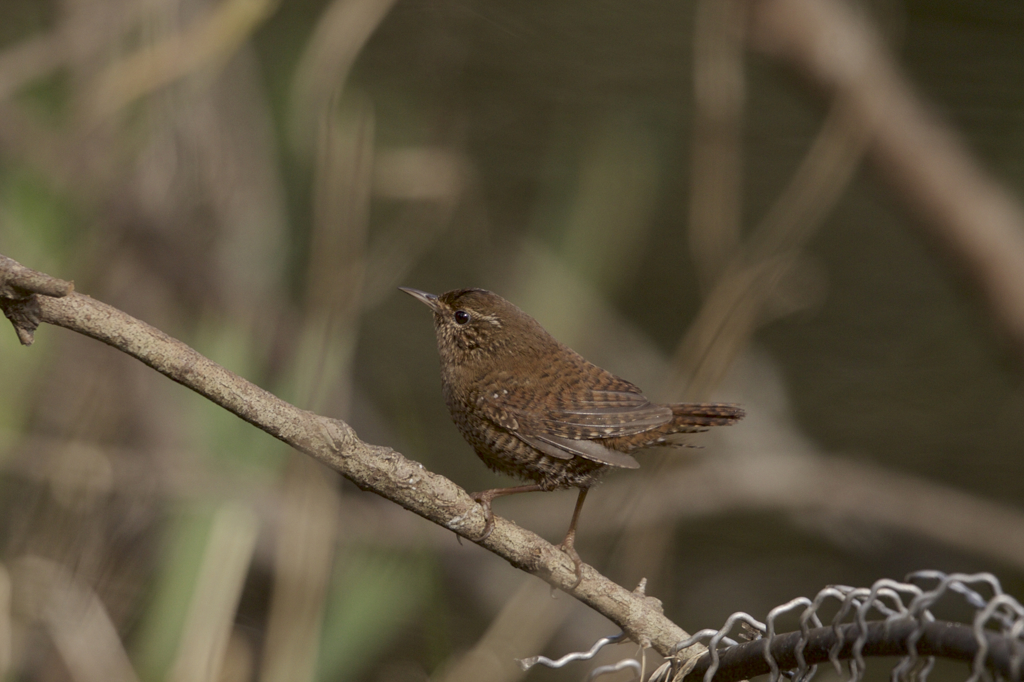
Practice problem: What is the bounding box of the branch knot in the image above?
[0,254,74,345]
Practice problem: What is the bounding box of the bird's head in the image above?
[400,287,551,367]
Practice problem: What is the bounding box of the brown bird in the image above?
[401,287,744,584]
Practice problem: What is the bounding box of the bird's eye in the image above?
[454,310,470,325]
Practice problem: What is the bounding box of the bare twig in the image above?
[0,253,693,658]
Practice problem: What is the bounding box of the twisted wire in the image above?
[513,571,1024,682]
[516,632,628,671]
[675,571,1024,682]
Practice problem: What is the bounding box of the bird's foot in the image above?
[469,491,497,542]
[468,484,546,542]
[557,487,589,589]
[558,539,584,589]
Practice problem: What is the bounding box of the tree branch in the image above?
[0,253,693,658]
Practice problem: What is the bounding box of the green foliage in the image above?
[132,504,219,682]
[317,548,436,682]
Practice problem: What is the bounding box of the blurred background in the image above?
[1,0,1023,680]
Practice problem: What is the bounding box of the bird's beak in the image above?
[399,287,443,313]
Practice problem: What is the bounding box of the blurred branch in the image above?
[0,253,692,659]
[288,95,375,415]
[259,459,339,682]
[0,33,68,102]
[0,1,142,103]
[746,0,1024,360]
[0,565,8,679]
[566,448,1024,571]
[11,557,139,682]
[689,0,747,288]
[434,578,574,682]
[289,0,399,156]
[90,0,279,119]
[168,502,259,682]
[676,93,869,401]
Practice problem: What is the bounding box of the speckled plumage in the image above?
[401,287,744,583]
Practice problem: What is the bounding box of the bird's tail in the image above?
[669,402,745,430]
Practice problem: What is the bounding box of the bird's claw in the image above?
[559,540,584,589]
[470,492,496,542]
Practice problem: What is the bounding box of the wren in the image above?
[401,287,744,585]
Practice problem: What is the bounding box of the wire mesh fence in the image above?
[520,571,1024,682]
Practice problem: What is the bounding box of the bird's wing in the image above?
[516,432,640,468]
[529,389,673,439]
[477,387,669,469]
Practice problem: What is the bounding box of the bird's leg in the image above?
[559,487,590,588]
[470,484,545,541]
